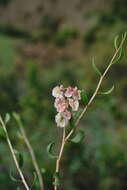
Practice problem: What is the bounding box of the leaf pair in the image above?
[112,32,126,64]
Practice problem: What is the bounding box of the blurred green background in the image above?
[0,0,127,189]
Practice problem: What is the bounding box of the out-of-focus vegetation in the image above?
[0,0,127,189]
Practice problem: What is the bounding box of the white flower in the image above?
[69,98,79,111]
[55,112,69,128]
[52,86,63,98]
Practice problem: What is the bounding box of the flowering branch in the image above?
[13,113,45,190]
[0,115,30,190]
[65,32,127,142]
[52,32,126,190]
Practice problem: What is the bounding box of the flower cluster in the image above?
[52,85,81,128]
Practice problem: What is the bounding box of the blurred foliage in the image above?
[54,28,79,47]
[0,0,11,6]
[0,1,127,190]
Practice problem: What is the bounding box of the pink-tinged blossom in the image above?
[65,87,81,100]
[52,86,64,98]
[55,112,69,128]
[54,97,66,108]
[56,103,68,113]
[69,98,79,111]
[64,87,75,97]
[52,85,81,127]
[72,87,81,100]
[62,110,71,119]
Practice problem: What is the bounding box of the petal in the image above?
[63,110,71,119]
[56,103,67,112]
[55,113,68,127]
[52,86,63,98]
[64,87,74,97]
[69,98,79,111]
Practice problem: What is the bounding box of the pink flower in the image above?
[72,87,81,100]
[54,97,68,112]
[55,112,69,127]
[54,97,66,108]
[52,85,64,98]
[65,87,75,97]
[65,87,81,100]
[62,110,71,119]
[56,103,68,112]
[52,85,81,127]
[69,98,79,111]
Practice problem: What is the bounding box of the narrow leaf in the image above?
[47,142,58,159]
[112,47,124,64]
[70,130,85,143]
[0,127,6,138]
[81,90,88,105]
[99,85,114,95]
[18,153,24,168]
[69,116,75,128]
[114,35,119,50]
[10,170,21,182]
[5,113,10,124]
[53,172,60,186]
[30,172,37,189]
[14,149,24,168]
[122,32,127,41]
[92,57,102,76]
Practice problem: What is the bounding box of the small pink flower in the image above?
[54,97,66,108]
[72,87,81,100]
[64,87,74,97]
[62,110,71,119]
[56,103,68,113]
[52,86,64,98]
[55,112,69,128]
[69,98,79,111]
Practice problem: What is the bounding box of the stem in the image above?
[65,33,126,142]
[14,114,44,190]
[0,116,30,190]
[54,128,66,190]
[53,33,126,189]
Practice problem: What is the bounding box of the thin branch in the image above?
[0,115,30,190]
[54,127,66,190]
[65,32,126,142]
[14,114,44,190]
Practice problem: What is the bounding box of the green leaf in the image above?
[81,90,88,105]
[30,172,37,189]
[18,153,24,168]
[5,113,10,124]
[14,149,24,168]
[92,57,102,76]
[112,47,124,64]
[70,130,85,143]
[0,127,6,138]
[122,32,127,41]
[53,172,60,186]
[69,116,75,128]
[99,85,114,95]
[114,35,119,50]
[112,32,126,64]
[10,170,21,182]
[47,142,58,159]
